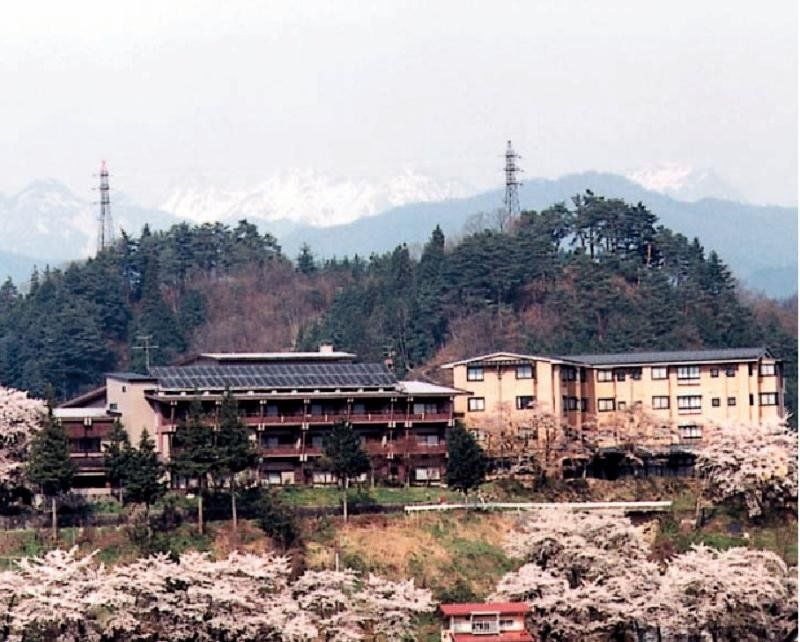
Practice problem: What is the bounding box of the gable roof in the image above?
[562,347,774,367]
[440,352,564,369]
[440,602,530,616]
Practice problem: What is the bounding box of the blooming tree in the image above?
[493,510,796,641]
[695,419,798,517]
[0,548,432,642]
[0,386,46,490]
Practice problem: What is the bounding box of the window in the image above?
[725,367,736,377]
[727,397,736,406]
[651,366,668,380]
[598,398,615,412]
[472,620,499,634]
[679,424,703,440]
[597,369,613,382]
[121,385,127,393]
[516,395,535,410]
[631,368,642,381]
[415,467,441,481]
[516,364,533,379]
[499,619,515,630]
[416,434,439,446]
[467,397,485,412]
[759,393,778,406]
[562,396,578,412]
[466,366,484,381]
[311,435,324,449]
[677,395,702,412]
[312,471,336,484]
[749,394,754,406]
[677,366,700,381]
[615,370,626,382]
[710,368,719,378]
[712,397,721,407]
[617,401,627,411]
[109,402,118,411]
[561,367,577,382]
[759,363,777,376]
[652,396,670,410]
[579,398,588,412]
[579,368,587,382]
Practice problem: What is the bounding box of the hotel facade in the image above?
[56,347,462,492]
[441,347,784,445]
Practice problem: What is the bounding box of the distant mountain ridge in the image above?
[0,172,795,297]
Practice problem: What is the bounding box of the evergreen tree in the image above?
[169,402,218,534]
[125,430,166,525]
[217,391,259,531]
[296,243,317,275]
[104,419,131,502]
[446,422,486,497]
[26,411,76,541]
[321,421,370,522]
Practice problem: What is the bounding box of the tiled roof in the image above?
[561,347,773,366]
[149,362,398,390]
[440,602,530,616]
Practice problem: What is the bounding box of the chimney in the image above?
[319,344,334,353]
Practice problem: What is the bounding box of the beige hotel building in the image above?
[441,347,784,444]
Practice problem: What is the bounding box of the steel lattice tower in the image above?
[503,139,523,218]
[97,160,115,252]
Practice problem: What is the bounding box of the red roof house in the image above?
[439,602,533,641]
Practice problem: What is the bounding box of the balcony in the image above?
[406,412,452,424]
[261,445,302,458]
[391,438,448,456]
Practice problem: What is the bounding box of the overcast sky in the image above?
[0,0,796,206]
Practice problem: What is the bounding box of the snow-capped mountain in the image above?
[625,163,744,203]
[160,169,472,226]
[0,179,176,264]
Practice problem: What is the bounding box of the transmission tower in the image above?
[503,140,523,219]
[96,160,115,252]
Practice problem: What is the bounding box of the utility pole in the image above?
[132,335,159,372]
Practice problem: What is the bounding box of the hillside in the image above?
[0,172,796,297]
[0,192,795,423]
[276,173,798,297]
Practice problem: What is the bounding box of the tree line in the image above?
[0,193,794,420]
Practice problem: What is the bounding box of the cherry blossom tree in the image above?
[494,510,796,641]
[0,386,46,492]
[694,419,798,517]
[0,548,433,642]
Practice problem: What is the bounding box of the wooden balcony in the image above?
[406,412,452,424]
[261,445,302,457]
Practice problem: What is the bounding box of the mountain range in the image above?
[0,171,795,297]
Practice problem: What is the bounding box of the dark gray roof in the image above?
[562,347,773,367]
[106,372,158,382]
[148,362,398,390]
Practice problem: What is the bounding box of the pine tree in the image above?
[322,421,370,522]
[104,419,131,502]
[169,402,218,534]
[446,422,486,498]
[217,391,258,531]
[125,430,166,526]
[26,410,76,541]
[296,244,317,275]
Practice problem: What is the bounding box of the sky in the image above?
[0,0,796,206]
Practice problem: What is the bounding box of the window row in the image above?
[466,364,534,381]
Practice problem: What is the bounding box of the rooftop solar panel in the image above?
[148,361,398,391]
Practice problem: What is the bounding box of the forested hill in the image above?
[0,193,795,419]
